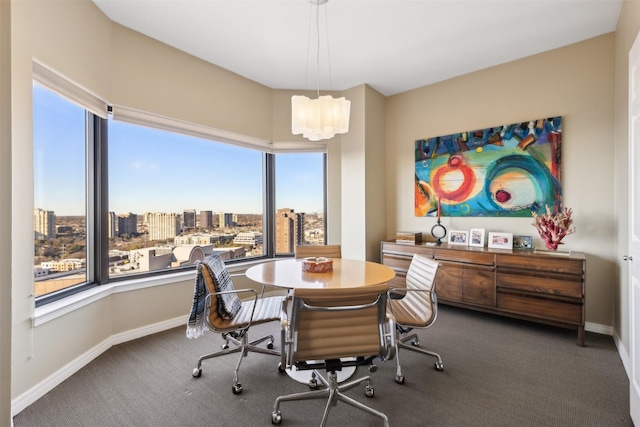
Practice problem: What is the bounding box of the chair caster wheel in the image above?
[365,385,374,397]
[232,383,243,394]
[272,411,282,424]
[435,362,444,371]
[308,378,318,389]
[267,341,274,349]
[411,339,420,347]
[369,364,378,373]
[395,375,405,384]
[192,368,202,378]
[278,363,286,373]
[222,343,230,350]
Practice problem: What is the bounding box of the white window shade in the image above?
[32,60,108,119]
[112,105,328,154]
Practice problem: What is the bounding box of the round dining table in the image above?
[246,257,396,384]
[245,258,396,291]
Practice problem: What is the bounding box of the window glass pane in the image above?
[108,118,264,278]
[275,153,325,255]
[33,83,88,296]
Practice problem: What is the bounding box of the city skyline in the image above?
[34,84,325,216]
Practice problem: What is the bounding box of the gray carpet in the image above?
[13,305,632,426]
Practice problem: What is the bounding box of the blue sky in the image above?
[34,84,324,216]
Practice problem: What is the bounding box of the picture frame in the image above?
[513,235,533,250]
[468,228,486,247]
[488,232,513,249]
[448,230,469,246]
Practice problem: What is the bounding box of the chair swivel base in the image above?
[271,370,389,427]
[394,333,443,385]
[192,332,279,394]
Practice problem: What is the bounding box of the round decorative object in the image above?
[301,257,333,273]
[431,221,447,245]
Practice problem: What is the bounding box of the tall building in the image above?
[199,210,213,229]
[33,208,56,240]
[219,212,234,228]
[183,209,196,229]
[117,213,138,237]
[147,212,180,241]
[108,211,117,238]
[276,208,305,254]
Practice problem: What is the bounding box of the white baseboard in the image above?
[585,321,613,336]
[11,315,187,417]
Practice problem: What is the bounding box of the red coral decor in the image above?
[531,205,575,250]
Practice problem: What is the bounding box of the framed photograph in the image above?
[469,228,486,248]
[488,232,513,249]
[513,235,533,250]
[448,230,469,246]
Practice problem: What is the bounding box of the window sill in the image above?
[32,270,195,327]
[31,258,272,327]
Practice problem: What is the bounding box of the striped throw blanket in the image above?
[186,254,242,339]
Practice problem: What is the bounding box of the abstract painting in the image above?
[415,117,562,217]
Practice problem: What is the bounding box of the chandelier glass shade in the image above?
[291,94,350,141]
[291,0,350,141]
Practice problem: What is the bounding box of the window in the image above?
[107,118,265,278]
[33,83,90,297]
[32,64,327,303]
[274,153,326,255]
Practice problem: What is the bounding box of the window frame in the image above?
[33,68,328,307]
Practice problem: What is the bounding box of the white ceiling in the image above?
[92,0,622,97]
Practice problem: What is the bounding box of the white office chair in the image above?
[187,254,285,394]
[272,284,395,426]
[387,253,443,384]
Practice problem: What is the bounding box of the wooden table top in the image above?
[245,258,396,291]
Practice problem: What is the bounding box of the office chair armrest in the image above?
[300,294,383,313]
[383,311,397,361]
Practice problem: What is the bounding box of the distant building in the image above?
[276,208,304,254]
[219,212,234,228]
[117,212,137,237]
[183,209,196,229]
[174,232,221,246]
[128,247,173,272]
[40,258,85,272]
[199,210,213,229]
[233,231,263,247]
[34,208,56,240]
[147,212,180,241]
[108,211,117,238]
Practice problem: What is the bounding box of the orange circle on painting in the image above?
[432,157,475,201]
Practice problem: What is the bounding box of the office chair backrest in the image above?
[198,255,242,329]
[295,244,342,259]
[403,254,440,327]
[290,284,388,362]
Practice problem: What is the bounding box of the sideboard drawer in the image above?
[497,292,582,324]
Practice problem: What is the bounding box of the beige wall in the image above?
[613,0,640,357]
[386,34,616,328]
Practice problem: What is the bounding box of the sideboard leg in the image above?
[577,326,585,347]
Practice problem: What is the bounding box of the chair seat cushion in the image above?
[210,295,284,330]
[388,296,434,327]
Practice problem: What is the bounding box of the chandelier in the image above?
[291,0,351,141]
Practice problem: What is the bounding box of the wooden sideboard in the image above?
[381,241,586,346]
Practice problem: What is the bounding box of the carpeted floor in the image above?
[13,305,632,426]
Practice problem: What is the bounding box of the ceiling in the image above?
[92,0,622,97]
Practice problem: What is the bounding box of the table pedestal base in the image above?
[285,359,357,385]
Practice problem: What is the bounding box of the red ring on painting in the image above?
[432,162,475,201]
